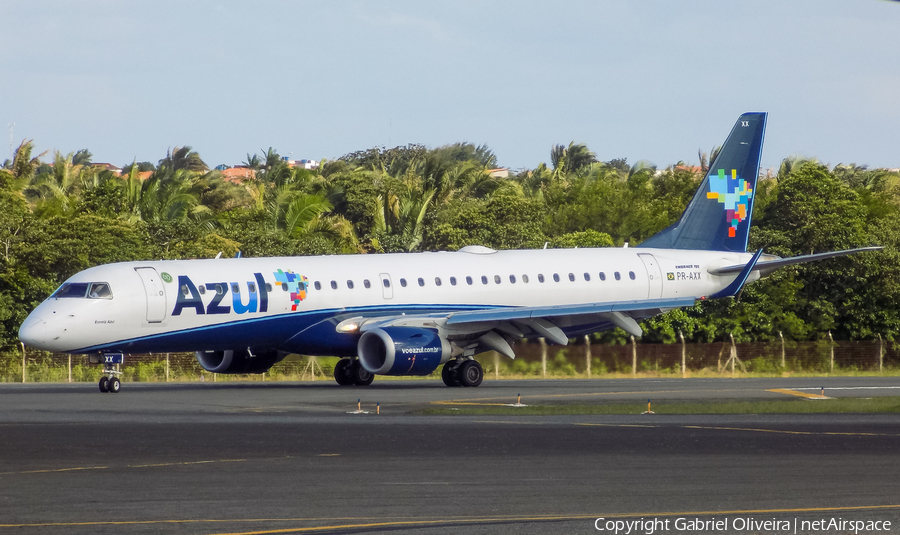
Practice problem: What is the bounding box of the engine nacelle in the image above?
[195,348,284,374]
[358,327,450,376]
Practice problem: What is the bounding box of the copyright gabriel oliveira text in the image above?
[594,516,892,534]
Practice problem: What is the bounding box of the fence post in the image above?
[21,342,26,383]
[68,354,72,383]
[828,331,834,373]
[679,330,686,378]
[494,351,500,380]
[539,337,547,378]
[584,335,592,378]
[779,331,785,369]
[878,334,883,373]
[631,335,637,378]
[730,334,736,377]
[166,353,170,382]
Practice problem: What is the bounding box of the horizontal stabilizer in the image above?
[708,247,883,275]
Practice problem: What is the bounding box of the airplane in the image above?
[17,112,880,392]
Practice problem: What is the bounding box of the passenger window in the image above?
[583,273,590,281]
[330,281,338,289]
[494,275,501,284]
[450,277,457,286]
[466,276,473,285]
[364,279,371,289]
[614,272,621,281]
[509,275,516,283]
[266,283,273,292]
[215,284,226,295]
[281,283,288,291]
[347,280,354,289]
[231,283,240,293]
[629,271,636,280]
[435,277,442,286]
[418,277,425,287]
[199,286,206,295]
[88,282,112,299]
[400,278,407,287]
[248,283,257,293]
[481,276,488,285]
[568,273,575,282]
[314,281,322,290]
[522,274,529,283]
[182,285,191,296]
[538,274,545,283]
[599,272,606,281]
[383,279,391,288]
[553,273,560,282]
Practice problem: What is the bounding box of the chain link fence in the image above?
[1,337,898,383]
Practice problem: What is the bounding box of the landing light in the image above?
[335,317,364,333]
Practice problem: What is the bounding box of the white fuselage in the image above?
[18,246,757,356]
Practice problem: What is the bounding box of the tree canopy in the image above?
[1,138,898,351]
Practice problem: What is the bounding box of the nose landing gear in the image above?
[92,353,124,393]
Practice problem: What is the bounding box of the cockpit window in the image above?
[88,282,113,299]
[54,282,112,299]
[54,282,90,298]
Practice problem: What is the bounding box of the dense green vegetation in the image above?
[1,140,898,352]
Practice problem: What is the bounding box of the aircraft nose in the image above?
[18,316,46,348]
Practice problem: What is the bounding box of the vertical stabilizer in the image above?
[638,112,767,252]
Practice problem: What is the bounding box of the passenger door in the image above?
[637,253,663,299]
[135,267,167,323]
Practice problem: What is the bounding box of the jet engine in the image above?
[195,348,284,374]
[358,327,451,376]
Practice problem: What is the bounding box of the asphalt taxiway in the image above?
[1,377,899,534]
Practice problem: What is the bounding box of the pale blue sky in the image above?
[2,1,898,172]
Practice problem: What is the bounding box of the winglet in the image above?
[709,248,764,299]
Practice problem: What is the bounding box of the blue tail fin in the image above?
[638,112,767,252]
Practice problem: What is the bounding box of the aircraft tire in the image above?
[350,360,374,386]
[333,359,354,386]
[458,360,483,387]
[99,377,109,393]
[441,362,461,387]
[108,377,121,393]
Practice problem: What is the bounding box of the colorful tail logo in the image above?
[706,169,753,238]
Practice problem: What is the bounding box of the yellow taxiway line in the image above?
[4,504,900,532]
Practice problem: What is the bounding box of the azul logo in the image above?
[172,273,270,316]
[706,168,753,238]
[274,269,308,311]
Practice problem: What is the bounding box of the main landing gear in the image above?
[333,358,374,386]
[442,359,483,387]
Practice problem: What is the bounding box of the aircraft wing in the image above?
[356,297,696,359]
[444,297,697,326]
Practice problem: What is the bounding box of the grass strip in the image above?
[420,397,900,416]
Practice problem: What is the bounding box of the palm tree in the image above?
[22,150,85,216]
[551,142,597,181]
[158,146,208,173]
